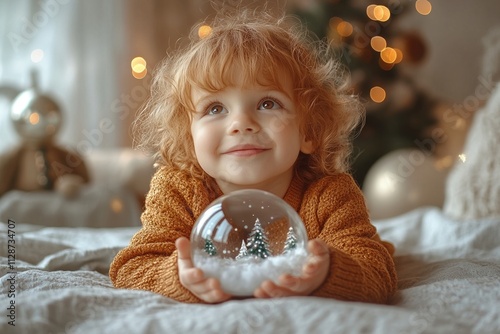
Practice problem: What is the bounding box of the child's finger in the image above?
[255,280,293,298]
[176,237,194,269]
[254,280,274,298]
[179,267,204,285]
[279,274,302,291]
[176,237,206,287]
[194,278,231,303]
[303,261,319,276]
[308,239,329,257]
[303,239,329,275]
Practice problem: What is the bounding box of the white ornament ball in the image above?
[363,148,448,220]
[190,189,308,296]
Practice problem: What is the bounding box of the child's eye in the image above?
[258,99,281,110]
[207,104,227,115]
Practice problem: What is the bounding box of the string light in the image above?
[370,86,386,103]
[131,57,146,72]
[29,112,40,125]
[373,5,390,22]
[198,25,212,39]
[131,56,147,79]
[370,36,387,52]
[380,47,397,63]
[31,49,44,63]
[415,0,432,15]
[337,21,353,37]
[366,5,377,20]
[110,198,123,213]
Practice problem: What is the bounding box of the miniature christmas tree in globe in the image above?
[190,189,309,296]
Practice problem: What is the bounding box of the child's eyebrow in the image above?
[192,91,215,108]
[255,88,294,104]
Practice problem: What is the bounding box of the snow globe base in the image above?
[190,189,309,296]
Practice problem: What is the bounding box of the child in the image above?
[109,11,397,304]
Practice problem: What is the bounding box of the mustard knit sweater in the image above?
[109,167,397,304]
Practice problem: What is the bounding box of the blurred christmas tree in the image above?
[291,0,438,186]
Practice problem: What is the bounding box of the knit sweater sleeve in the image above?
[109,167,208,303]
[303,174,397,303]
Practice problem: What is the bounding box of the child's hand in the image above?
[175,237,231,303]
[253,238,330,298]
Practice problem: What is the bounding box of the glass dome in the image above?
[190,189,308,296]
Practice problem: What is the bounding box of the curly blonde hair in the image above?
[135,11,364,184]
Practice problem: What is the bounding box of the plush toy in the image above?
[0,74,89,198]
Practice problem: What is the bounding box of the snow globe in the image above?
[190,189,309,296]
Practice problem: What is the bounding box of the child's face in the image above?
[190,75,313,195]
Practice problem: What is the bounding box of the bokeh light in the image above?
[370,86,386,103]
[416,0,432,15]
[370,36,387,52]
[198,25,212,39]
[31,49,44,63]
[336,21,353,37]
[373,5,390,22]
[132,68,147,79]
[110,198,123,213]
[29,112,40,125]
[131,56,147,79]
[366,5,377,20]
[380,47,398,63]
[131,56,146,72]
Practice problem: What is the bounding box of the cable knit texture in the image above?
[109,167,397,304]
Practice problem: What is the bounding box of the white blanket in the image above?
[1,207,499,334]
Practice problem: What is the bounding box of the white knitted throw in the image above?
[443,83,500,219]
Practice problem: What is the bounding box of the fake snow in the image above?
[194,248,308,296]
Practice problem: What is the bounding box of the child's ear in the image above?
[300,138,314,154]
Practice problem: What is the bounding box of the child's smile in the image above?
[221,143,270,157]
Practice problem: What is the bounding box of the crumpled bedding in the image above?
[1,207,499,334]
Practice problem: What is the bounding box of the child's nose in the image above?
[227,110,260,134]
